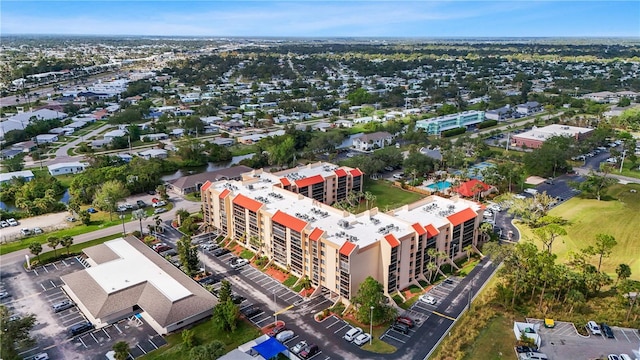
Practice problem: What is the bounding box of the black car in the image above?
[299,344,319,359]
[232,294,245,304]
[198,276,219,286]
[391,322,409,334]
[68,322,94,337]
[136,200,147,208]
[213,248,230,257]
[601,323,615,338]
[240,306,262,318]
[516,346,539,353]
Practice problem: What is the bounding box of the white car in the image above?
[0,220,9,228]
[33,353,49,360]
[586,320,602,335]
[343,327,362,342]
[353,333,371,346]
[291,340,308,354]
[419,294,437,305]
[153,200,167,208]
[231,258,249,269]
[0,291,10,299]
[488,204,502,212]
[276,329,295,342]
[7,218,18,226]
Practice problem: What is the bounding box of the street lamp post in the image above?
[369,306,374,345]
[274,290,278,325]
[119,210,126,236]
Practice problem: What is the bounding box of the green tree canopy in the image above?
[351,276,397,325]
[92,180,130,221]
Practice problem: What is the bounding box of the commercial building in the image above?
[511,124,594,149]
[201,163,484,303]
[415,110,485,135]
[61,236,216,335]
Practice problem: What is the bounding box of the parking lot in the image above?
[1,256,167,359]
[380,277,462,348]
[527,318,640,360]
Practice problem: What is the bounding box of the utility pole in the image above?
[620,150,626,173]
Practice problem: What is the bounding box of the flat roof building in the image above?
[512,124,594,149]
[201,164,484,302]
[415,110,485,135]
[61,236,216,334]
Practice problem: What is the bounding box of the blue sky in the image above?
[1,1,638,37]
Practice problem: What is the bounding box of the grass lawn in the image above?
[343,317,396,354]
[457,258,481,277]
[355,180,425,212]
[282,275,298,288]
[462,313,516,360]
[139,319,261,360]
[517,183,640,280]
[618,161,640,179]
[229,144,258,156]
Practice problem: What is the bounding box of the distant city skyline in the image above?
[1,1,638,38]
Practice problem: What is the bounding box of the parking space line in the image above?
[334,324,349,334]
[148,339,158,349]
[383,332,406,343]
[266,283,281,292]
[43,265,49,273]
[79,337,87,349]
[306,351,323,360]
[90,332,99,343]
[114,324,123,334]
[40,283,47,291]
[633,329,640,341]
[325,318,341,328]
[102,328,111,339]
[254,317,271,326]
[249,312,265,320]
[33,268,38,276]
[52,263,58,270]
[137,343,147,354]
[284,335,298,344]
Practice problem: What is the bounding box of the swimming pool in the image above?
[426,180,452,191]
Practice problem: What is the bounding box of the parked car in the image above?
[153,200,167,208]
[343,327,363,342]
[391,322,409,334]
[231,258,249,269]
[231,294,245,304]
[32,227,43,235]
[275,330,295,342]
[0,291,11,299]
[152,242,168,250]
[68,322,94,337]
[201,243,219,251]
[153,207,167,214]
[268,324,287,336]
[0,220,9,228]
[136,200,147,208]
[516,346,539,353]
[66,216,76,222]
[32,353,49,360]
[198,276,219,286]
[52,300,74,313]
[587,320,602,335]
[7,218,18,226]
[290,340,308,354]
[213,248,230,257]
[299,344,319,358]
[240,306,262,318]
[619,354,633,360]
[154,245,172,253]
[20,228,31,236]
[607,355,620,360]
[147,190,156,195]
[600,323,615,338]
[160,249,177,257]
[419,294,437,305]
[353,333,371,346]
[86,207,98,213]
[396,316,414,328]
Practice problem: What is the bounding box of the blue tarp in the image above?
[252,337,287,360]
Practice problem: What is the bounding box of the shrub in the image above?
[477,119,498,129]
[441,127,467,138]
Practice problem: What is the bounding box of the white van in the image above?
[524,188,538,195]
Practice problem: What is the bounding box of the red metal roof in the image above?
[272,210,308,233]
[280,177,291,187]
[350,168,363,177]
[412,223,426,236]
[339,241,357,256]
[295,174,324,188]
[200,180,212,193]
[453,179,490,197]
[232,194,263,212]
[218,188,231,199]
[384,234,400,248]
[334,169,347,177]
[309,227,324,242]
[447,208,477,227]
[425,224,440,238]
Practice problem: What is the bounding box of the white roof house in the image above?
[0,170,35,184]
[48,162,88,176]
[103,129,127,141]
[34,134,59,143]
[138,148,168,159]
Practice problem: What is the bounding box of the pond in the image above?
[161,153,255,181]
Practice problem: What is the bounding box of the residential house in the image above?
[138,149,168,160]
[166,165,253,195]
[103,129,127,142]
[48,162,88,176]
[485,106,513,121]
[352,131,393,151]
[0,170,35,184]
[34,134,59,144]
[515,101,542,115]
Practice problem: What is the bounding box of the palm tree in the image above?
[426,262,438,283]
[463,244,474,262]
[60,236,74,256]
[112,341,130,360]
[47,236,60,257]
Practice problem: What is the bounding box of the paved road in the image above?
[0,196,200,266]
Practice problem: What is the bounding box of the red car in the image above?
[268,324,287,336]
[396,316,414,328]
[154,245,172,253]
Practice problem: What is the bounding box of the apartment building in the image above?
[243,162,363,205]
[201,165,484,303]
[415,110,485,135]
